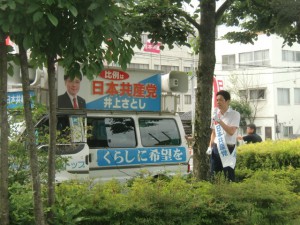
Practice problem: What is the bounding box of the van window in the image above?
[35,115,85,155]
[35,115,71,145]
[139,118,181,147]
[87,117,137,148]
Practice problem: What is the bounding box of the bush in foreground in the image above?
[9,170,300,225]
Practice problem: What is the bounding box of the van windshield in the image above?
[139,118,181,147]
[87,117,136,148]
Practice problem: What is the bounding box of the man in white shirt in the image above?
[208,90,240,181]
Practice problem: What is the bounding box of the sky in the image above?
[183,0,226,14]
[183,0,199,14]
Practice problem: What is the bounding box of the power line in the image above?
[134,52,300,70]
[215,68,300,76]
[215,61,300,69]
[215,73,300,86]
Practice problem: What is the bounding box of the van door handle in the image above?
[85,155,88,165]
[85,154,91,164]
[85,154,92,165]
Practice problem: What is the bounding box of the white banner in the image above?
[214,116,236,169]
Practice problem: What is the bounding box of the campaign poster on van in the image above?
[96,147,187,167]
[57,67,161,112]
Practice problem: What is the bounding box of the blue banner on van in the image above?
[86,74,161,112]
[96,147,186,167]
[7,91,35,109]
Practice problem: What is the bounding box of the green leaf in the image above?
[2,23,9,32]
[8,13,15,23]
[46,13,58,27]
[26,3,40,14]
[93,13,105,25]
[69,5,78,17]
[8,0,16,10]
[23,36,32,50]
[88,3,99,11]
[33,12,43,23]
[0,4,8,10]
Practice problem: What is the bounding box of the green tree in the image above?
[26,2,143,220]
[0,1,47,223]
[1,0,143,223]
[222,0,300,46]
[227,73,264,126]
[129,0,300,180]
[230,100,252,128]
[0,32,9,225]
[128,0,236,180]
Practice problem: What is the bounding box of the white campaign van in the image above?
[35,67,191,182]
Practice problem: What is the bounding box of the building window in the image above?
[110,62,120,67]
[249,89,266,100]
[256,127,262,135]
[184,66,191,72]
[127,63,149,70]
[239,90,248,100]
[295,88,300,105]
[239,49,270,67]
[141,34,148,45]
[282,50,300,62]
[184,95,191,104]
[243,126,262,135]
[222,54,235,70]
[239,52,252,67]
[254,50,269,65]
[239,89,266,100]
[184,66,196,73]
[283,126,293,137]
[160,65,179,73]
[278,88,290,105]
[176,96,180,104]
[154,65,160,70]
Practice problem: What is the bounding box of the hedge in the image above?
[9,171,300,225]
[236,139,300,170]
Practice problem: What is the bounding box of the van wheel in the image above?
[153,174,171,182]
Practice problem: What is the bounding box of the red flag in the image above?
[213,77,224,107]
[5,36,11,46]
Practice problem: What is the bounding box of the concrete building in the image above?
[110,35,198,114]
[215,31,300,141]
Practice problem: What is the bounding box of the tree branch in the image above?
[215,0,234,23]
[173,8,201,32]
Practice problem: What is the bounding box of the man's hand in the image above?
[213,114,221,123]
[206,147,212,155]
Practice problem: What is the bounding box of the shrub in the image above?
[211,170,300,225]
[8,172,300,225]
[237,139,300,170]
[9,183,35,225]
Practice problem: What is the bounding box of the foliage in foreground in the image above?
[235,138,300,184]
[237,139,300,170]
[8,170,300,225]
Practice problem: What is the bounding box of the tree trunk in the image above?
[19,45,46,225]
[47,56,57,223]
[0,31,10,225]
[193,0,216,180]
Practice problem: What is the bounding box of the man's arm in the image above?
[217,120,237,136]
[209,129,216,147]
